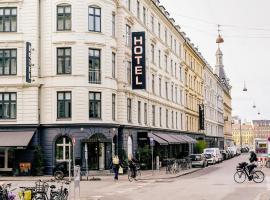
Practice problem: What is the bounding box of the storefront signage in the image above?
[199,104,205,130]
[132,32,146,90]
[26,42,32,83]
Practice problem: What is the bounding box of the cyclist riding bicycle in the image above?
[128,155,139,178]
[247,151,258,179]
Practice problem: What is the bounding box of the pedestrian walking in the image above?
[112,155,120,180]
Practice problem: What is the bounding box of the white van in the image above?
[203,148,222,163]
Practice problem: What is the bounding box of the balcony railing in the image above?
[89,69,101,84]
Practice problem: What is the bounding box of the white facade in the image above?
[204,64,224,138]
[0,0,187,132]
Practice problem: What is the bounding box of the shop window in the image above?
[55,136,72,162]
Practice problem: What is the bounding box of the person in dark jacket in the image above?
[247,151,258,179]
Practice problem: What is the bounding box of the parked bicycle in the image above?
[50,179,70,200]
[234,162,265,183]
[0,183,16,200]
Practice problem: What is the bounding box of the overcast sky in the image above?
[161,0,270,122]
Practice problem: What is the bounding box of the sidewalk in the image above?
[0,168,201,182]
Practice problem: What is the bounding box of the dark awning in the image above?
[170,134,188,144]
[182,135,197,143]
[0,131,35,147]
[153,133,181,144]
[148,133,168,145]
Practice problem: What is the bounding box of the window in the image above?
[112,12,116,37]
[174,39,177,53]
[126,0,131,11]
[152,74,155,94]
[0,8,17,32]
[89,92,101,118]
[0,49,16,75]
[127,61,131,85]
[176,112,178,129]
[143,7,146,25]
[158,23,161,38]
[180,113,183,130]
[172,111,174,128]
[171,60,173,76]
[112,94,116,121]
[159,78,161,96]
[159,107,162,127]
[158,50,161,68]
[165,29,168,44]
[166,109,168,128]
[152,105,155,126]
[138,101,141,124]
[175,63,177,78]
[57,92,71,119]
[144,103,147,125]
[175,87,177,103]
[179,65,182,81]
[112,52,116,78]
[89,49,101,84]
[170,35,173,49]
[164,55,168,72]
[57,4,71,31]
[151,15,154,33]
[0,93,16,119]
[57,48,71,74]
[151,44,155,63]
[55,136,72,162]
[165,82,168,99]
[89,6,101,32]
[171,84,174,101]
[127,98,132,123]
[126,24,131,47]
[137,1,140,19]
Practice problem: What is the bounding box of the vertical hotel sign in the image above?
[199,104,205,130]
[26,42,32,83]
[132,32,146,90]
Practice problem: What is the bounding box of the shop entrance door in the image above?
[88,143,99,170]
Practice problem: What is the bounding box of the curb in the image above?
[138,168,202,181]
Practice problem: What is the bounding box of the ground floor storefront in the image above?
[0,124,206,175]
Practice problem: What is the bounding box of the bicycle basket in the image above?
[35,181,48,193]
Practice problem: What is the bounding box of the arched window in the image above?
[127,136,133,158]
[55,136,72,162]
[88,6,101,32]
[57,4,72,31]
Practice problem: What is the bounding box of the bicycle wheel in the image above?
[253,171,265,183]
[128,170,134,182]
[234,171,246,183]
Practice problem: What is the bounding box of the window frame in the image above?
[112,52,116,78]
[55,136,72,162]
[127,98,132,123]
[88,6,101,32]
[0,7,17,32]
[57,4,71,31]
[89,48,101,84]
[0,49,17,75]
[112,93,116,121]
[57,47,72,75]
[0,92,16,120]
[57,91,72,119]
[89,92,102,119]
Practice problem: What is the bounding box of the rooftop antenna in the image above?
[243,81,247,92]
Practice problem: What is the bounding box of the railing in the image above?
[89,70,101,84]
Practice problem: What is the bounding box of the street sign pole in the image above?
[150,137,154,175]
[84,143,89,181]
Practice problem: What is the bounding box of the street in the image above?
[79,154,269,200]
[2,154,270,200]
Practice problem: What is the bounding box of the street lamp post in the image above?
[239,119,242,150]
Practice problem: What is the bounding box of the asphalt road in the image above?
[81,154,270,200]
[2,154,270,200]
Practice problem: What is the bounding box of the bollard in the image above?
[74,165,80,200]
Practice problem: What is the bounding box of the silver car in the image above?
[190,154,208,168]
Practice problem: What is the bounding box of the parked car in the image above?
[203,148,222,163]
[204,154,216,165]
[220,150,228,160]
[227,146,237,157]
[226,150,233,159]
[190,154,208,168]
